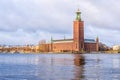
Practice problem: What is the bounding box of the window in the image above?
[76,43,77,49]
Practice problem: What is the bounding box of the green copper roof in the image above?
[76,9,81,21]
[52,39,73,42]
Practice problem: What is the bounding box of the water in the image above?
[0,53,120,80]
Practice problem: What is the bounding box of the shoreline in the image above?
[0,51,120,54]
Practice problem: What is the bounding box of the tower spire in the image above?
[96,36,99,52]
[76,8,81,21]
[51,36,53,43]
[64,35,66,40]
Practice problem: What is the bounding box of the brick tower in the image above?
[73,9,84,52]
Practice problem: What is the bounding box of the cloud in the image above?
[0,0,120,46]
[80,0,120,46]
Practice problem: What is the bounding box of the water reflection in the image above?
[74,54,85,66]
[73,54,85,80]
[0,53,120,80]
[113,58,119,68]
[0,53,86,80]
[83,54,120,80]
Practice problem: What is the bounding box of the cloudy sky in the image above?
[0,0,120,47]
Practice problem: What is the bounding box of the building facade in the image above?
[46,9,99,52]
[113,45,120,51]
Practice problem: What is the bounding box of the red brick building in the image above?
[46,9,99,52]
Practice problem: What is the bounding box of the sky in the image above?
[0,0,120,47]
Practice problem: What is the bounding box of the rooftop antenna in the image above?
[76,0,80,9]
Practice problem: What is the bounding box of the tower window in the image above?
[76,43,77,49]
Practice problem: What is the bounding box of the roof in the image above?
[52,39,73,43]
[84,39,96,43]
[51,38,96,43]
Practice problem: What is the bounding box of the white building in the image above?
[113,45,120,51]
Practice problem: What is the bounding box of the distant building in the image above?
[99,42,110,51]
[113,45,120,51]
[41,9,99,52]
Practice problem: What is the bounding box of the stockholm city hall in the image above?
[45,9,99,52]
[0,9,99,53]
